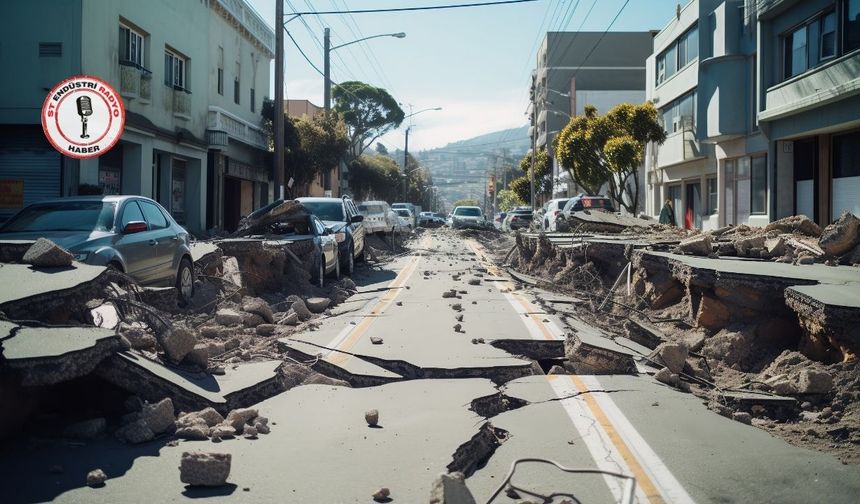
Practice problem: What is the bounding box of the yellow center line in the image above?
[567,374,665,504]
[327,238,425,366]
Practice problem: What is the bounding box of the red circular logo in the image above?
[41,75,126,160]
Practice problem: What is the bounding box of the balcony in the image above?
[119,62,152,101]
[655,119,702,168]
[207,106,268,150]
[212,0,275,56]
[760,52,860,122]
[699,55,747,141]
[755,0,802,20]
[173,88,191,121]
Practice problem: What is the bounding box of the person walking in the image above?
[659,198,677,226]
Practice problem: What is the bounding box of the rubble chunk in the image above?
[306,297,331,313]
[467,278,481,285]
[176,419,209,440]
[372,487,391,502]
[280,311,299,326]
[199,326,221,339]
[654,367,680,387]
[649,342,689,374]
[225,408,258,432]
[22,238,73,267]
[177,407,224,428]
[179,451,232,487]
[162,325,197,363]
[765,215,822,237]
[185,344,210,367]
[429,472,477,504]
[241,312,265,327]
[243,425,258,438]
[696,295,731,330]
[365,409,380,427]
[242,298,274,323]
[764,237,786,257]
[734,235,766,256]
[678,234,712,256]
[121,325,157,349]
[256,324,276,336]
[370,336,383,345]
[86,468,107,487]
[209,424,236,438]
[291,300,313,321]
[732,412,753,425]
[255,421,270,435]
[141,398,175,434]
[819,211,860,256]
[117,419,155,444]
[797,369,834,394]
[63,417,106,439]
[215,309,242,326]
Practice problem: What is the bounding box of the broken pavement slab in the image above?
[0,321,120,386]
[564,317,651,374]
[0,263,111,322]
[0,379,504,504]
[97,351,286,413]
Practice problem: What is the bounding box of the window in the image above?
[164,49,186,89]
[847,0,860,53]
[234,62,240,104]
[655,23,698,85]
[119,25,144,66]
[217,46,224,95]
[786,25,808,78]
[250,88,255,113]
[751,155,767,214]
[139,201,168,229]
[821,12,836,59]
[121,201,145,229]
[832,131,860,219]
[660,88,697,133]
[706,177,718,215]
[783,9,840,80]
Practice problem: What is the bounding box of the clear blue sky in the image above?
[247,0,683,150]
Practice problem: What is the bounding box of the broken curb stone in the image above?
[86,469,107,487]
[23,238,73,267]
[179,451,232,487]
[365,409,379,427]
[306,297,331,313]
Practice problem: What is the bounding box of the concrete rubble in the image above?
[179,451,232,487]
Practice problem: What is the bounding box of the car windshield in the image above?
[454,207,482,217]
[556,199,570,209]
[359,204,385,214]
[301,201,345,222]
[0,201,116,232]
[395,209,410,217]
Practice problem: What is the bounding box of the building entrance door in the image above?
[685,182,702,229]
[793,138,817,222]
[224,176,241,232]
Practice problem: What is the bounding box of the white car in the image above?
[393,208,414,232]
[358,201,397,234]
[540,198,571,232]
[450,206,486,229]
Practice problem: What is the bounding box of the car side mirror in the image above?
[351,215,364,223]
[123,221,148,234]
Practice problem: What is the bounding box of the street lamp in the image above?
[402,106,442,201]
[324,30,406,110]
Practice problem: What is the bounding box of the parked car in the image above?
[502,208,534,231]
[450,206,486,229]
[0,195,195,301]
[391,203,417,227]
[393,208,414,232]
[296,196,365,276]
[561,194,615,219]
[358,201,397,235]
[418,211,444,227]
[540,198,571,232]
[493,212,507,229]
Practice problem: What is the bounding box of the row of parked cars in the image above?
[493,194,617,233]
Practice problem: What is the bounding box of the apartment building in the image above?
[758,0,860,225]
[530,31,653,202]
[0,0,273,234]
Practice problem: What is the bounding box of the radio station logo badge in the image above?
[41,75,125,159]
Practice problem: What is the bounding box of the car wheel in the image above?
[327,251,341,280]
[176,258,194,304]
[356,241,366,263]
[343,243,355,276]
[312,254,324,287]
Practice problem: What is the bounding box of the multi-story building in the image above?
[758,0,860,226]
[530,31,654,203]
[0,0,273,234]
[645,0,766,230]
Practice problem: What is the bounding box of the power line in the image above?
[287,0,538,16]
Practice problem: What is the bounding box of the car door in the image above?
[138,200,177,285]
[114,200,157,282]
[313,216,336,271]
[346,200,364,255]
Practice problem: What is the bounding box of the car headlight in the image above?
[334,232,346,243]
[73,252,89,262]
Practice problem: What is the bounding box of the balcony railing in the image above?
[173,88,191,120]
[212,0,275,56]
[207,106,267,150]
[119,61,152,101]
[655,118,701,167]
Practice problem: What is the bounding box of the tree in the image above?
[554,102,666,214]
[262,99,350,197]
[496,189,524,212]
[453,198,480,208]
[508,176,531,206]
[519,148,552,197]
[375,142,389,155]
[347,155,402,202]
[333,81,405,157]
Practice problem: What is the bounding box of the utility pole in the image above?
[403,126,410,202]
[530,124,536,210]
[274,0,285,201]
[323,28,331,111]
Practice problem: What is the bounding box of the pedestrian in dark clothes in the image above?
[659,198,677,226]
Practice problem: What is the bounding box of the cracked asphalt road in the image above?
[2,229,860,503]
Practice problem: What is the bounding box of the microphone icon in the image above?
[76,96,93,139]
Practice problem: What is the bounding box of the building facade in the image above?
[0,0,273,234]
[530,31,653,204]
[645,0,860,230]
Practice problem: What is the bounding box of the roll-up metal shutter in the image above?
[0,131,61,222]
